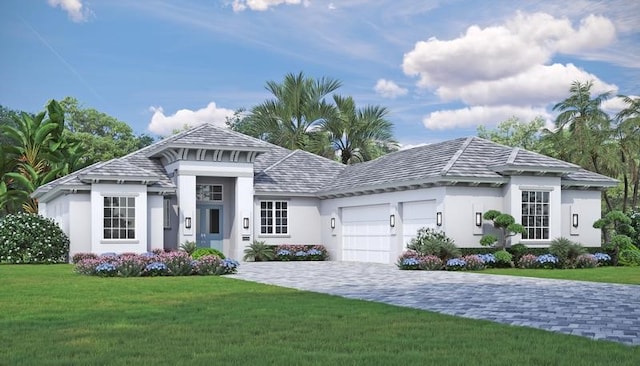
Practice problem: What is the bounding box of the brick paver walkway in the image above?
[229,261,640,346]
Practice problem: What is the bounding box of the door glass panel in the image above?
[209,209,220,234]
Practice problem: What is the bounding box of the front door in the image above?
[196,205,223,251]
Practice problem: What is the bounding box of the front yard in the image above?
[1,265,638,365]
[479,266,640,285]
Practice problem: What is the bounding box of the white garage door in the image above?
[402,200,436,248]
[342,204,390,263]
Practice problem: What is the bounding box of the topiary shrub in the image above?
[192,248,225,259]
[0,213,69,263]
[493,250,513,268]
[549,237,587,268]
[407,227,460,262]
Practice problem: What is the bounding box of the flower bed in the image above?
[273,245,329,261]
[73,251,239,277]
[397,250,613,271]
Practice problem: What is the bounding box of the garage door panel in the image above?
[342,204,391,264]
[402,200,436,247]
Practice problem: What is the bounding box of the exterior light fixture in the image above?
[243,217,250,229]
[436,212,442,226]
[330,217,336,229]
[475,212,482,227]
[185,217,192,229]
[389,214,395,228]
[572,213,579,228]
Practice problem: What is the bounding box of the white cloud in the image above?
[47,0,91,22]
[601,95,640,115]
[402,12,616,89]
[232,0,309,12]
[437,63,618,106]
[423,105,550,130]
[374,79,408,98]
[402,11,619,131]
[147,102,235,135]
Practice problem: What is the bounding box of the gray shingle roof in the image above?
[32,125,618,201]
[254,150,345,194]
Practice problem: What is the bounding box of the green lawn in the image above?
[480,266,640,285]
[1,265,638,365]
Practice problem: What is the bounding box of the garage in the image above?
[401,200,436,248]
[341,204,390,263]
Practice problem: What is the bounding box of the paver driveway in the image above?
[229,261,640,346]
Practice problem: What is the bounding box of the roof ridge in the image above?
[440,136,473,175]
[259,150,298,175]
[507,147,520,165]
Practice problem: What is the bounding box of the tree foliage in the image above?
[230,72,398,163]
[59,97,154,167]
[477,116,545,151]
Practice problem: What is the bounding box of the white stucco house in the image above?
[33,123,617,264]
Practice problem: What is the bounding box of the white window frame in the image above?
[196,184,223,202]
[103,196,136,240]
[521,190,550,240]
[260,200,288,235]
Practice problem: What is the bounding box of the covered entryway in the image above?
[341,204,390,263]
[402,200,436,248]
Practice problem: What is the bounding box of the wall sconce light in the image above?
[572,213,579,228]
[184,217,192,229]
[475,212,482,227]
[330,217,336,229]
[389,214,396,228]
[436,212,442,226]
[243,217,250,229]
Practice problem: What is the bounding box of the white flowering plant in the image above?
[0,213,69,263]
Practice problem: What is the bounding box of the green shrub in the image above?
[407,228,459,261]
[493,250,513,268]
[192,248,225,259]
[243,240,274,262]
[0,213,69,263]
[179,241,198,255]
[549,237,587,268]
[507,243,528,263]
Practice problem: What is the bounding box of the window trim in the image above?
[102,195,137,241]
[259,200,289,236]
[163,198,171,229]
[196,184,224,202]
[520,190,550,241]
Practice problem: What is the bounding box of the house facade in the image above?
[33,124,617,264]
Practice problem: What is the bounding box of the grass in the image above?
[480,266,640,285]
[1,265,638,365]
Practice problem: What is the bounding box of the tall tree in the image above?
[60,97,154,167]
[615,95,640,211]
[549,81,617,211]
[322,95,398,164]
[241,72,341,153]
[477,116,545,151]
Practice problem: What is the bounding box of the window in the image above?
[260,201,288,234]
[103,196,135,239]
[196,184,223,201]
[521,191,549,240]
[163,199,171,229]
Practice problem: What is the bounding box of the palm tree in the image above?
[551,81,617,211]
[243,72,341,153]
[615,95,640,210]
[322,95,398,165]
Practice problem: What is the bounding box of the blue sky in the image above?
[1,1,638,147]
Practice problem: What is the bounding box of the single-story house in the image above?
[33,123,617,264]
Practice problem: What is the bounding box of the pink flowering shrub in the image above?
[73,251,239,277]
[418,255,443,270]
[72,252,98,264]
[274,244,329,261]
[462,255,485,270]
[518,254,538,269]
